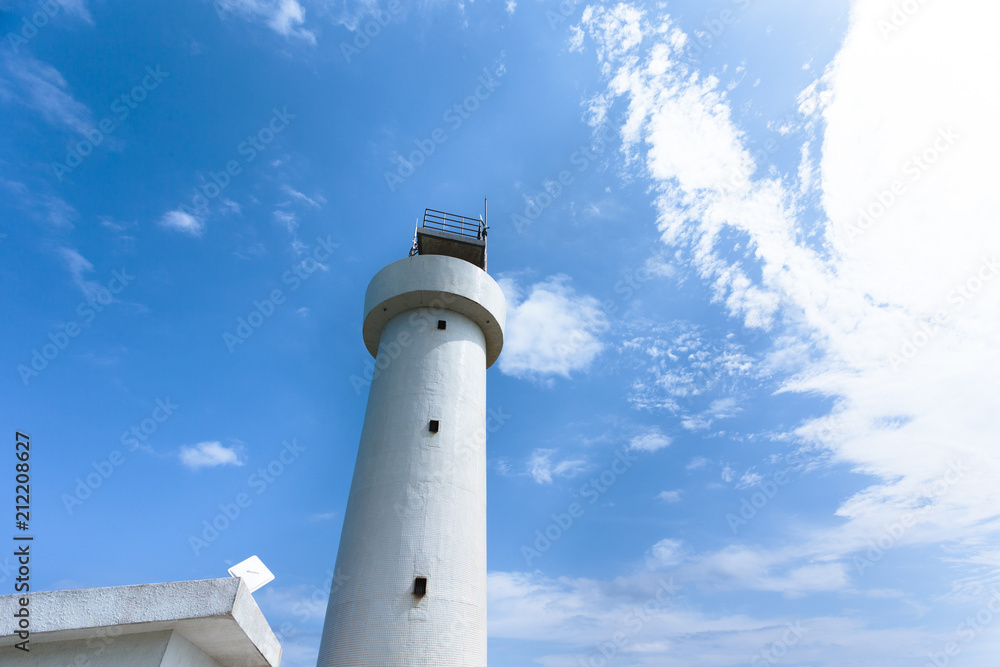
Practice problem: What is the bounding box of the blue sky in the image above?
[2,0,999,665]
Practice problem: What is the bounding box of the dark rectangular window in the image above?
[429,420,439,433]
[438,320,447,330]
[414,577,427,596]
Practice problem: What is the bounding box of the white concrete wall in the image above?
[162,630,225,667]
[3,630,173,666]
[318,255,504,667]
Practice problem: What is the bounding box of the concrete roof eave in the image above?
[0,577,281,667]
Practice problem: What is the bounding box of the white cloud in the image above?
[736,470,763,489]
[527,448,588,484]
[487,551,919,665]
[215,0,316,42]
[179,441,245,469]
[656,489,681,503]
[159,209,204,236]
[574,0,1000,635]
[498,275,609,380]
[629,428,671,453]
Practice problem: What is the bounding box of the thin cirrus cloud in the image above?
[497,274,609,380]
[1,52,94,135]
[179,441,245,469]
[57,247,102,299]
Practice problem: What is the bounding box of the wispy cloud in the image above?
[215,0,316,43]
[487,548,908,665]
[680,397,741,431]
[621,321,755,414]
[1,53,93,134]
[281,184,324,208]
[273,209,298,233]
[57,247,101,299]
[1,178,78,228]
[685,456,710,471]
[56,0,94,23]
[527,448,588,484]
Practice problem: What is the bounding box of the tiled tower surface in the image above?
[317,252,506,667]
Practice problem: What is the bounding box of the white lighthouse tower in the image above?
[317,208,505,667]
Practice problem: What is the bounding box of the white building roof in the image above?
[0,577,281,666]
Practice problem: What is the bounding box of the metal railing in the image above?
[422,208,485,240]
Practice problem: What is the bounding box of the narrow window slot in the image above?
[438,320,447,330]
[429,420,439,433]
[413,577,427,597]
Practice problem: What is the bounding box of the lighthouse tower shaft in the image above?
[317,253,506,667]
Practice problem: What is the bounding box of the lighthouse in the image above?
[317,208,506,666]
